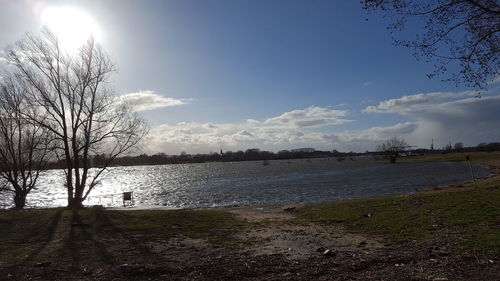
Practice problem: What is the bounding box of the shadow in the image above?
[93,208,121,233]
[90,209,178,278]
[63,208,115,266]
[93,209,159,258]
[21,209,64,242]
[23,208,64,262]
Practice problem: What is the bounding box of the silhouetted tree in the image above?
[483,142,500,152]
[0,76,53,209]
[444,142,453,152]
[454,142,464,151]
[5,28,149,208]
[363,0,499,88]
[377,136,410,163]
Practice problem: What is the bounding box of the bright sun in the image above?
[41,6,102,52]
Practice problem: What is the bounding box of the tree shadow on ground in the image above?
[22,209,64,262]
[57,208,168,270]
[93,209,163,261]
[62,208,116,267]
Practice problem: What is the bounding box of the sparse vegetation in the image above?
[377,136,410,163]
[401,151,500,164]
[299,186,500,251]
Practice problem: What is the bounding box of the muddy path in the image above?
[224,205,387,260]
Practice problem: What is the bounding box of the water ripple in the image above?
[0,158,489,209]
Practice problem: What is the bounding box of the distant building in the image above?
[291,148,316,153]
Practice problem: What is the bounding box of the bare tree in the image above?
[363,0,499,88]
[454,141,464,151]
[0,75,53,209]
[377,136,410,163]
[5,28,149,208]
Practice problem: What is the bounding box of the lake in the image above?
[0,157,490,209]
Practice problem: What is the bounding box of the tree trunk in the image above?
[13,192,26,209]
[68,197,84,209]
[74,189,85,209]
[390,155,397,163]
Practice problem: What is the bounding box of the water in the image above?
[0,157,490,209]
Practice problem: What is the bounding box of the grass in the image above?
[99,209,247,244]
[401,151,500,165]
[299,151,500,252]
[299,187,499,250]
[0,208,247,266]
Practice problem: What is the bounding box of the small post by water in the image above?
[123,191,134,207]
[466,155,477,188]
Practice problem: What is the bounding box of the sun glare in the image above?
[41,6,102,52]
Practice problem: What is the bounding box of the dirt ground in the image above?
[1,204,498,281]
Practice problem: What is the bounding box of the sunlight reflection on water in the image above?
[0,158,490,209]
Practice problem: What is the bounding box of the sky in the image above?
[0,0,499,155]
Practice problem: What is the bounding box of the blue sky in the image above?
[1,0,499,154]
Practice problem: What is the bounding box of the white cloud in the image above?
[142,121,335,154]
[363,90,500,149]
[119,90,186,112]
[140,106,352,154]
[265,106,351,128]
[246,119,261,125]
[338,122,418,142]
[363,91,481,114]
[309,122,419,152]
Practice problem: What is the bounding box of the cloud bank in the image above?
[363,90,500,149]
[264,106,351,128]
[139,90,500,154]
[142,106,351,154]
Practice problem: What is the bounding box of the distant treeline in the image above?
[44,149,359,169]
[111,149,359,166]
[44,142,500,169]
